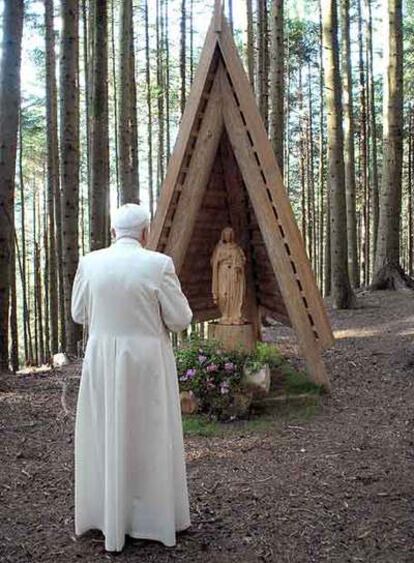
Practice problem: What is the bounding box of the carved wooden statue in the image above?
[211,227,246,325]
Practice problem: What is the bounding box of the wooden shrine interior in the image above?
[165,128,290,328]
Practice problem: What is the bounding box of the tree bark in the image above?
[180,0,186,115]
[319,0,327,292]
[257,0,269,130]
[409,109,414,276]
[341,0,359,287]
[366,0,379,260]
[269,0,284,176]
[60,0,82,355]
[90,0,110,250]
[372,0,408,288]
[118,0,139,205]
[144,0,154,217]
[321,0,355,308]
[0,0,24,370]
[110,0,120,203]
[357,0,369,285]
[44,0,60,354]
[246,0,255,91]
[156,0,165,194]
[18,120,33,364]
[164,0,171,158]
[10,205,18,372]
[43,184,51,362]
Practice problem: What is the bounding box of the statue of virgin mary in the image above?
[211,227,246,325]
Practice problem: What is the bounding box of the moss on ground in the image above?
[182,400,320,437]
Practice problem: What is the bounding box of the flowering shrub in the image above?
[175,338,249,419]
[176,338,318,419]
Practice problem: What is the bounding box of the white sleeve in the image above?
[71,258,87,325]
[158,257,193,333]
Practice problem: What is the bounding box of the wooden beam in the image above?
[220,65,331,391]
[164,76,224,273]
[149,19,219,251]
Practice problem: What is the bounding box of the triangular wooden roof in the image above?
[149,8,334,389]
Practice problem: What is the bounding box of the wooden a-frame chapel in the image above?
[148,3,335,390]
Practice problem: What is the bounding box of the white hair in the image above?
[111,203,150,241]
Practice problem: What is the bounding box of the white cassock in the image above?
[71,237,193,552]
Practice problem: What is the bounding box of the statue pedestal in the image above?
[208,322,255,353]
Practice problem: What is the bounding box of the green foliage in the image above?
[281,364,322,396]
[175,337,247,420]
[182,415,222,437]
[182,402,321,437]
[253,342,283,369]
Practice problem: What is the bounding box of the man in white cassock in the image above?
[71,203,193,552]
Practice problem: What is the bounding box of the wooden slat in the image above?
[148,20,220,251]
[165,77,224,272]
[218,20,334,352]
[219,65,331,390]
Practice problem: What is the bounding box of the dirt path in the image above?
[1,291,414,562]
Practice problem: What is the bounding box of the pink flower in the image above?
[206,364,218,373]
[224,362,235,372]
[220,381,230,395]
[186,368,196,378]
[198,355,207,364]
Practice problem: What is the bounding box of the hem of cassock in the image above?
[75,521,192,551]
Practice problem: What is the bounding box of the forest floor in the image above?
[1,290,414,562]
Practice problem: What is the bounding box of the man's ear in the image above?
[141,226,149,247]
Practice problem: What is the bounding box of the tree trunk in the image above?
[180,0,186,115]
[60,0,82,355]
[164,0,171,158]
[144,0,154,217]
[156,0,165,194]
[341,0,359,287]
[90,0,110,250]
[10,205,18,372]
[228,0,234,33]
[357,0,369,285]
[110,0,120,203]
[372,0,408,288]
[299,67,307,249]
[189,0,194,84]
[366,0,380,260]
[409,109,414,276]
[307,65,316,271]
[257,0,269,130]
[318,0,326,291]
[0,0,24,370]
[321,0,355,308]
[82,0,91,206]
[18,120,33,364]
[269,0,284,176]
[246,0,255,91]
[118,0,139,205]
[34,194,45,365]
[43,184,51,363]
[44,0,60,355]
